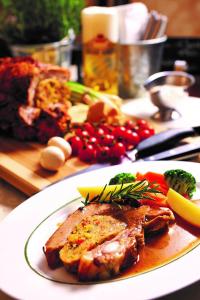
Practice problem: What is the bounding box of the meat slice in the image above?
[61,206,149,276]
[144,206,175,234]
[78,228,140,281]
[59,214,127,273]
[78,206,174,281]
[44,204,130,269]
[44,203,174,275]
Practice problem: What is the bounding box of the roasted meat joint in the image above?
[0,57,71,143]
[44,203,174,281]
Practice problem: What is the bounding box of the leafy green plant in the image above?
[0,0,84,44]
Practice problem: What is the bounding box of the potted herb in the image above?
[0,0,84,66]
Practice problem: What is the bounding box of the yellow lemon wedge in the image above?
[77,182,141,202]
[167,188,200,228]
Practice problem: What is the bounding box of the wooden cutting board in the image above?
[0,116,167,197]
[0,137,90,196]
[1,130,197,197]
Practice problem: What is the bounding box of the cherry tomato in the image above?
[125,119,136,130]
[147,125,155,135]
[99,134,115,146]
[131,125,140,133]
[124,130,140,146]
[67,136,83,155]
[110,142,126,160]
[138,129,152,140]
[96,146,110,163]
[137,119,149,128]
[95,128,105,139]
[74,128,82,136]
[69,119,155,165]
[88,136,98,146]
[75,128,90,139]
[79,144,96,162]
[99,123,113,134]
[82,122,95,135]
[112,126,127,142]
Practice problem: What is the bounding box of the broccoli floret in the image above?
[109,172,136,185]
[164,169,196,198]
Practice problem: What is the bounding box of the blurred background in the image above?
[0,0,199,93]
[86,0,200,75]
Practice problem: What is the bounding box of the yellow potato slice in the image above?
[167,188,200,228]
[77,182,144,202]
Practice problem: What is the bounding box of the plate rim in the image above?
[0,160,200,300]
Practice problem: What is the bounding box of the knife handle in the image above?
[144,142,200,161]
[136,127,196,158]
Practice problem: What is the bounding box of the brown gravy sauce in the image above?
[121,215,200,279]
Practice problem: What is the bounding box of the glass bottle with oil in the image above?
[81,6,119,95]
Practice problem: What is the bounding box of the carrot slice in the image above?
[136,172,169,195]
[136,171,165,185]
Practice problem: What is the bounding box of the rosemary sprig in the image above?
[81,180,163,208]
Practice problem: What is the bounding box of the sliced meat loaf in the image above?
[44,203,174,273]
[44,203,130,269]
[78,227,140,281]
[78,206,174,281]
[59,214,127,273]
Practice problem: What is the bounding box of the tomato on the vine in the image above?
[112,126,126,140]
[138,129,152,140]
[147,126,155,135]
[67,136,83,155]
[82,122,95,135]
[125,119,135,130]
[99,134,115,146]
[137,119,149,128]
[131,125,140,133]
[110,142,126,160]
[76,129,90,139]
[68,119,155,164]
[124,130,140,147]
[96,146,110,163]
[95,128,105,138]
[79,144,96,162]
[87,136,98,146]
[99,123,113,134]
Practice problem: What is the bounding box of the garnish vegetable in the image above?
[79,180,162,207]
[109,172,136,185]
[167,188,200,228]
[136,172,168,193]
[164,169,196,198]
[78,183,135,202]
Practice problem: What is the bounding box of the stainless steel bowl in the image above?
[144,71,195,121]
[144,71,195,90]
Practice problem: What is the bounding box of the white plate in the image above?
[0,161,200,300]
